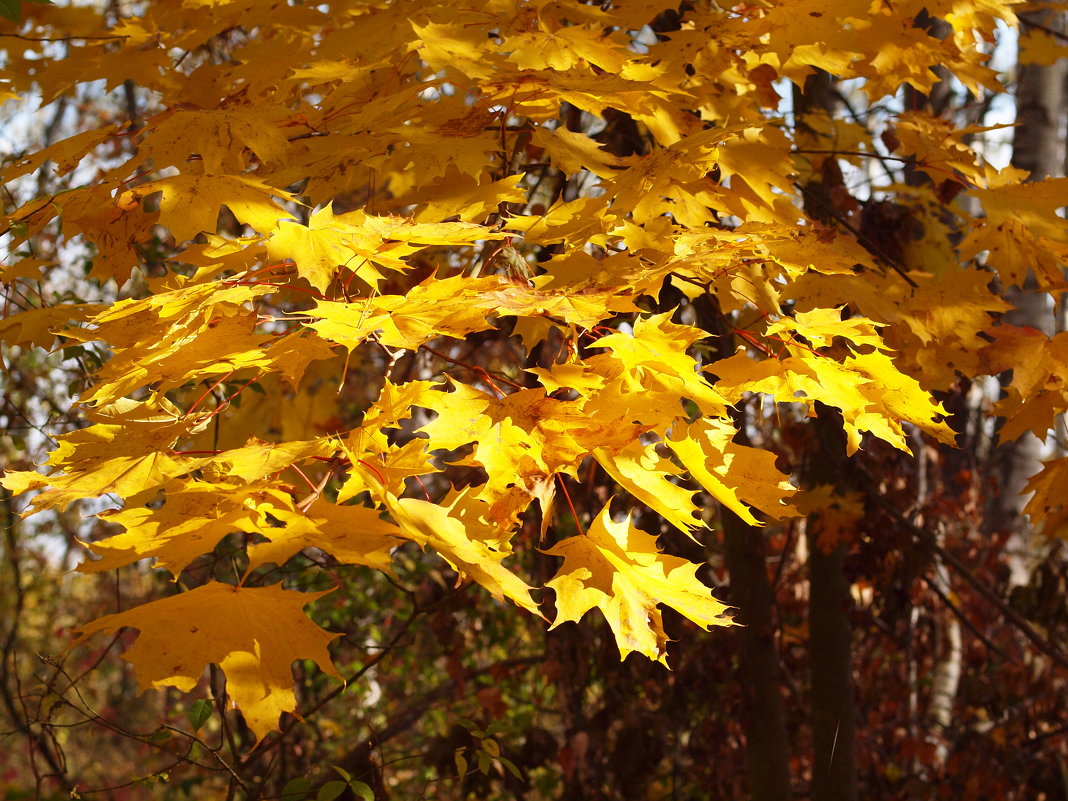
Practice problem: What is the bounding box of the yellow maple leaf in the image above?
[476,281,637,330]
[84,480,290,576]
[712,348,953,454]
[1023,457,1068,539]
[371,275,502,348]
[141,106,288,174]
[80,310,273,406]
[0,123,119,184]
[530,125,630,179]
[0,256,53,283]
[973,177,1068,241]
[1,453,191,513]
[246,503,406,573]
[765,307,888,351]
[1019,28,1068,66]
[387,495,544,619]
[411,20,500,81]
[960,216,1063,290]
[137,173,292,242]
[1,396,206,512]
[889,112,988,188]
[0,303,106,350]
[309,276,504,350]
[591,312,727,419]
[545,501,734,664]
[266,204,421,292]
[979,326,1068,440]
[796,484,865,553]
[503,27,629,73]
[772,353,949,454]
[212,437,337,484]
[666,418,797,525]
[592,440,702,535]
[72,582,341,741]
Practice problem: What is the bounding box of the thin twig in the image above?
[0,33,129,41]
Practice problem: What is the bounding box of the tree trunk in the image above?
[722,507,794,801]
[807,409,858,801]
[1013,6,1067,181]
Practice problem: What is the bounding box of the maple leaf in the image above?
[1,396,205,513]
[711,344,955,454]
[1024,457,1068,539]
[309,275,504,351]
[764,307,888,351]
[268,207,492,293]
[503,26,629,73]
[136,174,293,242]
[796,484,866,553]
[79,309,273,406]
[530,125,630,179]
[210,437,338,485]
[545,501,734,664]
[73,582,341,740]
[590,312,727,420]
[416,383,585,491]
[83,480,291,577]
[0,123,119,184]
[1019,28,1068,66]
[387,495,544,619]
[268,204,389,292]
[978,326,1068,440]
[141,106,288,174]
[0,303,106,350]
[963,178,1068,290]
[593,440,702,535]
[246,503,406,574]
[666,418,797,525]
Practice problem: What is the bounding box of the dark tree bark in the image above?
[722,507,793,801]
[807,409,858,801]
[1013,6,1067,181]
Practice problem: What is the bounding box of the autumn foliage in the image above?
[2,0,1068,796]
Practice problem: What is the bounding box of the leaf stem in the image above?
[555,474,584,536]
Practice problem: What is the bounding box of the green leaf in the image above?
[316,781,346,801]
[280,777,311,801]
[499,757,523,781]
[481,738,500,757]
[349,781,374,801]
[454,752,468,779]
[187,698,212,732]
[331,766,352,783]
[455,718,483,738]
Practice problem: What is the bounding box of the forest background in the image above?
[2,0,1068,799]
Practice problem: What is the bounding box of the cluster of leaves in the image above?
[1,0,1067,778]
